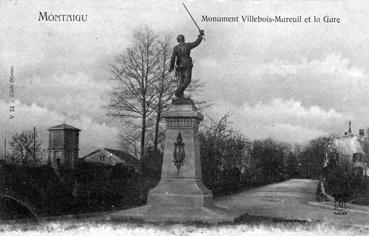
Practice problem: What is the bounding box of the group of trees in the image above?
[199,113,337,196]
[0,162,144,220]
[298,136,332,179]
[321,138,369,205]
[323,158,365,204]
[3,128,44,167]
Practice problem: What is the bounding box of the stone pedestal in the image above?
[109,101,239,223]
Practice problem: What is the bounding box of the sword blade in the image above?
[182,3,201,31]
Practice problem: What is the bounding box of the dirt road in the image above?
[215,179,369,228]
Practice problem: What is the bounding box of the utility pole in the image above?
[4,138,6,161]
[34,126,36,167]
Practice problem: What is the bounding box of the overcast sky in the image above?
[1,0,369,156]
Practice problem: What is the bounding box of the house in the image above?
[80,148,141,173]
[327,121,369,176]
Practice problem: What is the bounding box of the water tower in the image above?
[48,123,80,169]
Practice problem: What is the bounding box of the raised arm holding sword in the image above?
[169,3,205,99]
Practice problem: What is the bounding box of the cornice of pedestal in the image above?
[162,111,203,120]
[162,104,203,120]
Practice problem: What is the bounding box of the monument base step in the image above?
[107,204,241,223]
[147,178,213,207]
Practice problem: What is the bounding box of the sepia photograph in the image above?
[1,0,369,235]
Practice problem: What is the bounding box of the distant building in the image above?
[48,123,80,169]
[327,121,369,176]
[80,148,140,172]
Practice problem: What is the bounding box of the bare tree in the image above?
[7,130,43,167]
[118,129,141,158]
[108,26,207,158]
[108,26,159,158]
[151,36,177,154]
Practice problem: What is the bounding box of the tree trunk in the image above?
[154,105,161,154]
[141,113,146,158]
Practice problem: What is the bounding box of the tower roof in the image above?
[48,123,81,131]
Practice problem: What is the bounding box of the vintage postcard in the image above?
[1,0,369,235]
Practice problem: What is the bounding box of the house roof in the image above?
[81,148,140,166]
[48,123,81,131]
[104,148,140,165]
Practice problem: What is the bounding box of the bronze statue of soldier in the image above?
[169,29,205,99]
